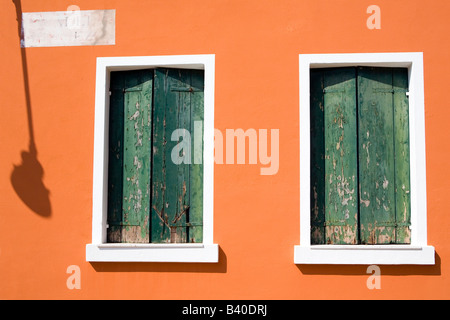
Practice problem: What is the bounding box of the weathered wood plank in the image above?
[358,67,396,244]
[188,70,205,243]
[151,68,170,242]
[310,69,326,244]
[107,71,125,243]
[393,68,411,244]
[107,70,153,243]
[151,69,189,243]
[165,69,190,243]
[121,71,152,243]
[323,68,359,244]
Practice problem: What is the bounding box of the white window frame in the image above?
[86,54,218,262]
[295,52,435,265]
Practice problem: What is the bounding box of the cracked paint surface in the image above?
[310,67,411,245]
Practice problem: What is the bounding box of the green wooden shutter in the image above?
[310,68,359,244]
[151,68,204,243]
[357,67,411,244]
[107,70,153,243]
[107,68,204,244]
[310,67,411,245]
[323,68,359,244]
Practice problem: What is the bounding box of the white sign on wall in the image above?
[21,9,115,48]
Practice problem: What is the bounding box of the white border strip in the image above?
[295,52,434,265]
[294,245,435,265]
[87,54,217,263]
[86,244,219,263]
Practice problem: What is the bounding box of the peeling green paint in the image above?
[310,67,411,245]
[107,68,204,244]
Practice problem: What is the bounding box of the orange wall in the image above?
[0,0,449,299]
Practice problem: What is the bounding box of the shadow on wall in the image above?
[10,0,52,217]
[11,150,51,217]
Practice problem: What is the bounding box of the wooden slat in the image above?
[188,70,204,243]
[358,67,396,244]
[393,68,411,244]
[165,69,190,243]
[310,69,326,244]
[323,68,359,244]
[107,71,125,243]
[121,71,153,243]
[151,68,170,242]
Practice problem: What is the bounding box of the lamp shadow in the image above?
[296,252,441,276]
[11,150,51,217]
[90,246,227,273]
[10,0,52,217]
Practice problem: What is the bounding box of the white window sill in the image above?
[294,245,435,265]
[86,243,219,263]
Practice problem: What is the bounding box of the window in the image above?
[295,53,435,264]
[107,68,204,244]
[310,66,411,245]
[86,55,218,262]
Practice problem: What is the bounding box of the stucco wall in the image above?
[0,0,449,299]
